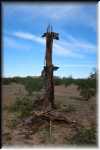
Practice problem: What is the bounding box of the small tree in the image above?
[78,71,96,100]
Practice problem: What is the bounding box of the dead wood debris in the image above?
[21,109,83,131]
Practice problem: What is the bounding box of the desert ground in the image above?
[2,83,97,147]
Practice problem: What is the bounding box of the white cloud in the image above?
[59,34,96,53]
[9,31,96,59]
[3,34,34,52]
[53,42,84,58]
[14,32,45,44]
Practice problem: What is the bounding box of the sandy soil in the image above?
[2,83,97,146]
[2,83,28,107]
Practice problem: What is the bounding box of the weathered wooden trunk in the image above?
[45,35,54,108]
[41,25,59,111]
[23,26,78,131]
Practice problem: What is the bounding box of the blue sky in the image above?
[2,2,97,78]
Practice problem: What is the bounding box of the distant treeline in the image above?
[2,72,97,100]
[2,76,43,95]
[55,74,97,100]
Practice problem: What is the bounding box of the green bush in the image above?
[70,126,97,145]
[76,78,96,100]
[3,76,43,95]
[62,76,73,87]
[80,88,96,100]
[2,78,12,85]
[3,71,96,99]
[7,118,18,129]
[54,76,74,87]
[24,77,43,95]
[54,76,62,85]
[9,97,34,119]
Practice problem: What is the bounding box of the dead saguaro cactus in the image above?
[41,25,59,111]
[18,26,79,137]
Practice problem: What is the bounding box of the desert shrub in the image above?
[63,76,74,87]
[12,76,43,94]
[3,71,96,98]
[80,88,96,100]
[2,78,12,85]
[76,78,96,100]
[6,117,18,129]
[2,77,24,85]
[24,77,43,95]
[54,76,74,87]
[54,76,62,85]
[3,76,43,95]
[73,71,96,100]
[70,126,97,145]
[9,97,34,119]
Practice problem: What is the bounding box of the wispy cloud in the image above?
[58,34,96,53]
[3,34,34,52]
[3,3,96,78]
[14,32,45,44]
[3,3,96,31]
[59,64,96,68]
[4,31,96,59]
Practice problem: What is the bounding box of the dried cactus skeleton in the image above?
[41,25,59,111]
[25,26,78,128]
